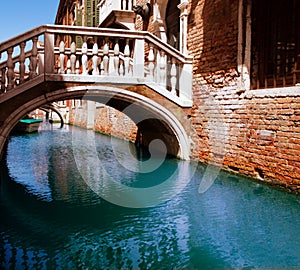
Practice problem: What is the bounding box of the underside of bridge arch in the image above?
[83,90,189,159]
[0,85,191,161]
[101,99,181,158]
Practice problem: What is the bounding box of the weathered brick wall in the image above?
[69,101,137,142]
[93,106,137,142]
[225,91,300,190]
[187,0,241,163]
[188,0,238,75]
[190,85,300,192]
[186,0,300,192]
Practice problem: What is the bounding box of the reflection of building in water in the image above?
[6,135,52,201]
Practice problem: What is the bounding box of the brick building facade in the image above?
[56,0,300,192]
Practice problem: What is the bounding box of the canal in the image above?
[1,125,300,269]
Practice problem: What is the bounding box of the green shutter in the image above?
[95,0,99,27]
[76,7,83,26]
[86,0,92,27]
[76,7,83,47]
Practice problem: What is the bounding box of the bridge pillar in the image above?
[44,33,55,74]
[133,39,145,77]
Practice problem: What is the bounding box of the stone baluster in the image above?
[92,43,99,75]
[56,59,61,74]
[124,39,130,76]
[100,61,104,75]
[37,40,44,74]
[103,39,109,75]
[159,51,166,86]
[114,39,120,76]
[76,60,80,74]
[148,45,155,80]
[59,41,65,74]
[70,42,77,74]
[0,53,2,93]
[81,41,88,75]
[109,45,114,75]
[30,37,38,78]
[19,42,26,84]
[1,68,6,93]
[128,0,133,10]
[119,61,124,76]
[0,53,1,91]
[155,50,160,83]
[66,59,71,74]
[122,0,127,10]
[7,47,14,90]
[170,58,177,95]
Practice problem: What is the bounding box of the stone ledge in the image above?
[245,86,300,99]
[145,82,193,108]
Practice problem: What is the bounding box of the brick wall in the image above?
[186,0,300,192]
[69,101,137,142]
[226,90,300,190]
[93,106,137,142]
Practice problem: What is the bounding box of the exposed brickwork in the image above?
[223,94,300,191]
[185,0,300,192]
[69,102,137,142]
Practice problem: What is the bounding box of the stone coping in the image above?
[245,86,300,99]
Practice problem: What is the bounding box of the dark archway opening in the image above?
[166,0,180,50]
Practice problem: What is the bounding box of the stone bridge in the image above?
[0,25,193,160]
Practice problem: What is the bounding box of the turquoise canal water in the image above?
[1,125,300,269]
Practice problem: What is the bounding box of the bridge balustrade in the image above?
[0,25,193,102]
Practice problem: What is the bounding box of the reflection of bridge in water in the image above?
[40,102,65,128]
[0,25,193,160]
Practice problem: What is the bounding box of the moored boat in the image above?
[13,118,43,133]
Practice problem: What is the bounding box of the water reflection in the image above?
[1,126,300,269]
[5,133,52,202]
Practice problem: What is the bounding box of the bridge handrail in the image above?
[0,24,193,101]
[0,25,192,62]
[0,25,46,53]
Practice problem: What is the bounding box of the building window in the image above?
[251,0,300,89]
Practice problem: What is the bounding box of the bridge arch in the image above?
[1,85,191,160]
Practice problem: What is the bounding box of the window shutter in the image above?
[76,7,83,47]
[95,0,99,26]
[76,7,83,26]
[86,0,92,27]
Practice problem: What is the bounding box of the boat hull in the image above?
[13,119,43,133]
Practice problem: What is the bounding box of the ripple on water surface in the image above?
[1,126,300,269]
